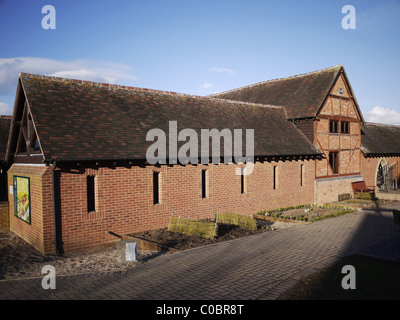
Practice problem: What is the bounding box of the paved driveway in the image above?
[1,204,400,300]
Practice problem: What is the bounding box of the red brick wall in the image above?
[55,159,315,252]
[362,156,400,188]
[0,201,9,230]
[7,159,315,253]
[7,165,54,254]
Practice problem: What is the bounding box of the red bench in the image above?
[351,181,375,199]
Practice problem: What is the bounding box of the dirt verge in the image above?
[130,219,301,251]
[0,230,161,280]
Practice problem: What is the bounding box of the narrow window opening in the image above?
[153,171,160,205]
[329,152,339,174]
[240,167,245,194]
[273,165,278,190]
[87,175,96,213]
[201,169,207,199]
[300,164,304,186]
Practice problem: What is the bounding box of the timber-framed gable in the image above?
[6,79,44,165]
[314,68,363,179]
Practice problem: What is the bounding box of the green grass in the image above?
[167,217,217,239]
[216,212,257,230]
[278,255,400,300]
[256,204,356,222]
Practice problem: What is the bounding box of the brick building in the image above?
[360,123,400,192]
[0,116,12,229]
[211,65,365,203]
[2,65,400,254]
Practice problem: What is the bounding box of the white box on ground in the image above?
[125,242,138,262]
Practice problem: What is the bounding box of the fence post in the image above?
[175,216,181,232]
[214,214,219,237]
[183,215,190,234]
[167,211,174,230]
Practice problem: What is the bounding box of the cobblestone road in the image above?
[1,204,399,300]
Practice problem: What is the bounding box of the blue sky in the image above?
[1,0,400,124]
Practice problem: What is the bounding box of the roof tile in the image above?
[210,65,342,119]
[18,73,320,162]
[361,122,400,155]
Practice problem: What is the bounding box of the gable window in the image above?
[16,104,42,158]
[201,169,207,199]
[330,120,338,133]
[329,152,339,174]
[153,171,160,205]
[341,121,350,134]
[87,175,96,213]
[33,136,41,152]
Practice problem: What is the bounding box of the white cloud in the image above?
[0,102,11,115]
[50,69,102,81]
[366,106,400,125]
[198,82,213,89]
[0,57,138,95]
[209,66,237,76]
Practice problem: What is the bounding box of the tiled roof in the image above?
[0,116,11,161]
[210,65,343,119]
[18,73,320,162]
[361,122,400,156]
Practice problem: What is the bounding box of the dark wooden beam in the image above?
[317,114,360,122]
[14,154,44,164]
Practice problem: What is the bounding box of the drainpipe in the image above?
[51,159,59,255]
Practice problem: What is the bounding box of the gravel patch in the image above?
[0,230,164,280]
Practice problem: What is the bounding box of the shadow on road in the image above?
[278,203,400,299]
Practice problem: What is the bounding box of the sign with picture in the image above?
[14,176,31,224]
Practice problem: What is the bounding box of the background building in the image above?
[1,65,399,254]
